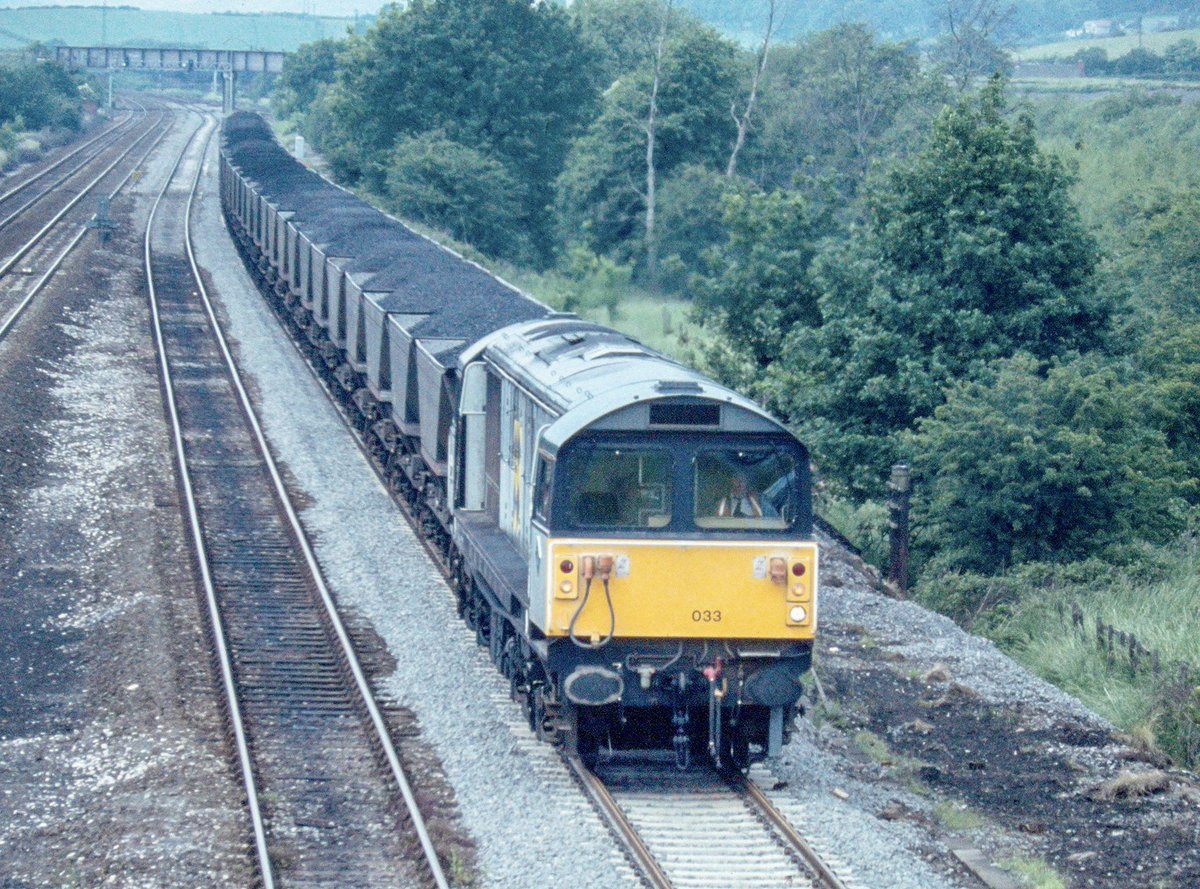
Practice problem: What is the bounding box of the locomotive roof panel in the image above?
[464,317,788,446]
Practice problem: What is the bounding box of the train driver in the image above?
[716,474,764,518]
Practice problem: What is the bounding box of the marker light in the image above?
[560,559,574,574]
[792,562,806,576]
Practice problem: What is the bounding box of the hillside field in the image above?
[1015,27,1200,61]
[0,6,357,51]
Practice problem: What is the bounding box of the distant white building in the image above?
[1083,19,1117,36]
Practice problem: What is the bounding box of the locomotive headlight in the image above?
[557,579,576,599]
[787,605,808,625]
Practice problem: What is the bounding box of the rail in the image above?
[149,110,451,889]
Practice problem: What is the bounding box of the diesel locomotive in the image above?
[219,112,818,769]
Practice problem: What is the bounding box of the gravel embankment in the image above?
[0,110,252,888]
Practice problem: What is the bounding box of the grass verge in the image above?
[936,539,1200,769]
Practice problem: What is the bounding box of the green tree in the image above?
[556,16,738,268]
[272,38,344,120]
[1072,46,1109,76]
[911,353,1192,574]
[0,62,81,131]
[1137,320,1200,490]
[767,79,1110,495]
[747,25,938,196]
[1164,39,1200,79]
[383,133,530,262]
[928,0,1015,91]
[693,188,825,366]
[571,0,682,80]
[325,0,601,261]
[1113,47,1164,78]
[1130,187,1200,317]
[655,163,752,291]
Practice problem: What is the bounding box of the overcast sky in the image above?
[0,0,385,17]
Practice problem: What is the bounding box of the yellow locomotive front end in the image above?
[545,538,816,642]
[530,432,818,767]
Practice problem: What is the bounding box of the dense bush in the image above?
[383,133,531,263]
[0,62,81,131]
[910,353,1193,574]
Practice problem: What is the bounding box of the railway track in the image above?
[567,753,861,889]
[0,100,171,343]
[0,105,140,234]
[147,112,450,888]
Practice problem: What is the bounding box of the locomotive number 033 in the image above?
[691,609,722,623]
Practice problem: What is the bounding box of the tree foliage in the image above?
[272,38,343,121]
[655,163,751,291]
[927,0,1015,90]
[322,0,602,261]
[693,188,826,366]
[911,353,1192,573]
[747,26,940,196]
[571,0,683,81]
[383,133,529,261]
[764,79,1109,495]
[555,15,738,266]
[0,63,81,131]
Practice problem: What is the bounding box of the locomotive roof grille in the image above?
[648,402,721,427]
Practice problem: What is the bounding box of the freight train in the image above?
[218,112,818,770]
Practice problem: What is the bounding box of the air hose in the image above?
[568,576,616,649]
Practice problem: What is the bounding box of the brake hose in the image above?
[569,577,615,649]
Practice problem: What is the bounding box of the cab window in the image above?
[566,446,672,529]
[694,448,797,530]
[533,457,553,522]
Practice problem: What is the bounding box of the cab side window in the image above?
[533,458,553,523]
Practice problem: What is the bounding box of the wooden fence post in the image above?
[886,464,911,599]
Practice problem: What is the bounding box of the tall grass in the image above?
[979,541,1200,764]
[508,265,712,364]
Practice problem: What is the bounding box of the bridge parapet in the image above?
[55,46,285,73]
